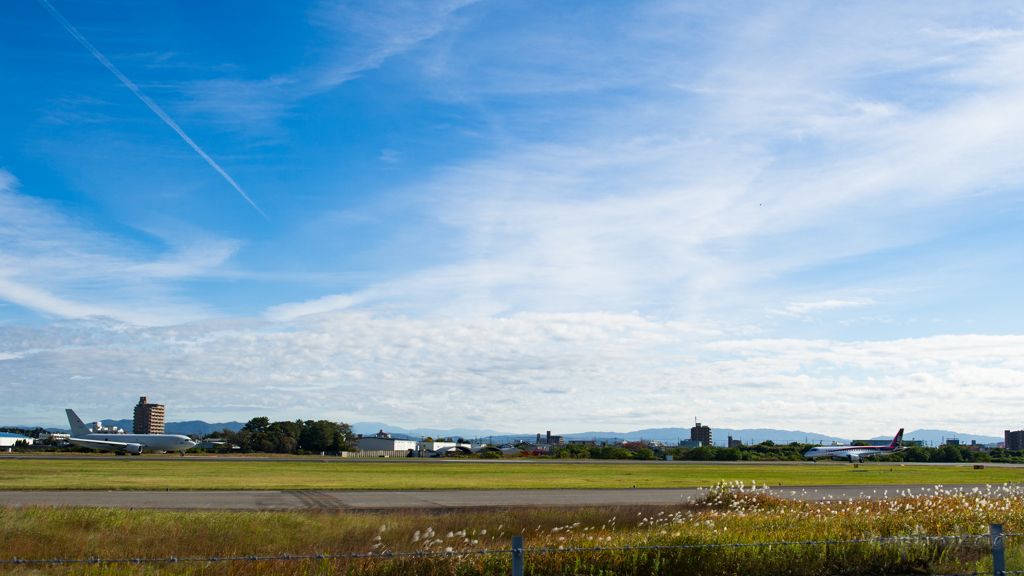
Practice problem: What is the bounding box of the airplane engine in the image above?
[125,444,143,455]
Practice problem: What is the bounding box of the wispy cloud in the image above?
[180,0,478,128]
[286,4,1024,322]
[768,299,876,318]
[0,170,238,325]
[37,0,268,219]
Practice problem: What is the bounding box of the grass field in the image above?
[3,484,1024,575]
[0,459,1021,490]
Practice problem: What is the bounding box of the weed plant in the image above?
[3,482,1024,575]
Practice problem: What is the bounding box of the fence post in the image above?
[991,523,1005,576]
[511,535,523,576]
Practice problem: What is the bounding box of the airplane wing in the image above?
[68,438,145,452]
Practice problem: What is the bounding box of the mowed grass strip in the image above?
[1,459,1022,490]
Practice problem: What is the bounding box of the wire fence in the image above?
[2,524,1020,575]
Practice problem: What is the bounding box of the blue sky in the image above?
[3,0,1024,435]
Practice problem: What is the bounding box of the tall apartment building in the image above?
[1005,430,1024,451]
[133,397,165,434]
[691,422,712,447]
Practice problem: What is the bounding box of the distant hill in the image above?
[10,419,246,435]
[94,419,245,435]
[12,418,1001,446]
[352,423,849,446]
[561,428,849,445]
[870,429,1003,446]
[352,422,507,440]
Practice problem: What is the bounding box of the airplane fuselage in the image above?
[72,433,195,453]
[804,429,905,463]
[65,408,196,454]
[803,445,904,462]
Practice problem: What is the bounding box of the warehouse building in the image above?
[355,430,418,452]
[0,432,33,447]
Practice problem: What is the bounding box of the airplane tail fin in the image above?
[890,428,904,449]
[65,409,91,437]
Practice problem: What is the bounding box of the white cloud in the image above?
[0,170,239,325]
[768,299,875,318]
[264,292,369,321]
[4,309,1024,437]
[9,3,1024,437]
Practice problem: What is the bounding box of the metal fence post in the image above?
[991,523,1005,576]
[511,536,523,576]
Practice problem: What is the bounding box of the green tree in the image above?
[298,420,357,453]
[685,446,716,461]
[244,417,271,434]
[267,420,303,453]
[634,448,656,460]
[715,447,741,461]
[931,445,964,463]
[555,444,591,459]
[592,446,632,460]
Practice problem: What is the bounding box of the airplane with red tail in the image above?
[803,429,905,463]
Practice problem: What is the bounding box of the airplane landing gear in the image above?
[180,450,186,457]
[812,458,817,462]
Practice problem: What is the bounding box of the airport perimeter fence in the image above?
[2,524,1021,576]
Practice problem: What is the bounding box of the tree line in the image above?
[552,440,1019,463]
[207,417,356,454]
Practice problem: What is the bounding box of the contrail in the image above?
[38,0,268,220]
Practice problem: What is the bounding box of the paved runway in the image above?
[0,484,1012,511]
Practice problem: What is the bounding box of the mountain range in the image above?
[351,423,1004,447]
[5,418,1006,447]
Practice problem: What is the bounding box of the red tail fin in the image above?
[889,428,904,449]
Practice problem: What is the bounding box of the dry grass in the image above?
[3,483,1024,574]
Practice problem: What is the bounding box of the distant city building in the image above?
[853,438,925,447]
[728,436,742,448]
[1005,430,1024,451]
[536,431,565,446]
[691,422,712,447]
[678,439,701,448]
[945,438,960,446]
[852,439,891,446]
[90,421,124,434]
[133,397,165,434]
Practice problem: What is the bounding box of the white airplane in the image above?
[66,409,196,455]
[804,429,905,463]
